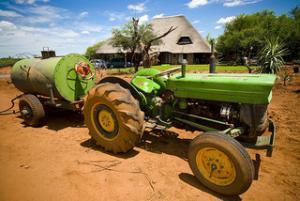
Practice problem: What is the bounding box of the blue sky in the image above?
[0,0,299,57]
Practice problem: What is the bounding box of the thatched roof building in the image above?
[96,15,211,64]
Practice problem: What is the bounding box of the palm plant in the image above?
[259,38,287,74]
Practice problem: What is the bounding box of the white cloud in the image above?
[78,24,102,33]
[223,0,261,7]
[0,2,112,57]
[106,12,127,21]
[81,30,90,34]
[186,0,260,8]
[217,16,236,24]
[192,20,200,24]
[128,3,145,13]
[18,5,69,24]
[0,21,17,31]
[139,14,149,24]
[15,0,36,4]
[27,5,65,19]
[0,9,22,17]
[152,13,164,19]
[19,26,79,38]
[15,0,50,4]
[214,25,222,29]
[78,11,88,19]
[187,0,209,8]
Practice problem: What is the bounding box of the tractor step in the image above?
[241,119,276,157]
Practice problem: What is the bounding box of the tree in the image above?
[111,18,175,71]
[85,41,104,59]
[259,37,287,74]
[216,9,299,63]
[141,26,176,68]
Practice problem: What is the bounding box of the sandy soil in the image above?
[0,69,299,201]
[0,66,11,74]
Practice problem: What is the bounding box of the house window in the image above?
[177,36,193,45]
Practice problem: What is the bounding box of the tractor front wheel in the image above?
[188,132,254,195]
[83,83,144,153]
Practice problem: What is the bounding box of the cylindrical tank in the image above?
[11,54,95,102]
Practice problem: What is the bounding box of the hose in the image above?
[0,95,22,115]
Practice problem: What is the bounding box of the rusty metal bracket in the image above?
[241,119,276,157]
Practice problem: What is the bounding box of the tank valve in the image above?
[75,62,95,80]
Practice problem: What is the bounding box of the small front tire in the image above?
[188,132,254,195]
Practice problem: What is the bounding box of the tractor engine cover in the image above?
[166,73,276,105]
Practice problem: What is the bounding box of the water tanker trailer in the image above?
[11,52,95,126]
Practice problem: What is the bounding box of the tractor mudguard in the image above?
[131,76,161,94]
[133,68,167,91]
[98,76,147,106]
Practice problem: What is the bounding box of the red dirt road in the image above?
[0,70,299,201]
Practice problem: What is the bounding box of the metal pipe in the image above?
[181,59,187,78]
[209,41,216,73]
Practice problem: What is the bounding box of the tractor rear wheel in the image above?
[19,94,45,127]
[188,132,254,195]
[83,83,144,153]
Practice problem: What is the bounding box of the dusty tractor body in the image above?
[11,53,276,196]
[83,66,276,196]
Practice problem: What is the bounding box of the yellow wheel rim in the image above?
[98,109,115,133]
[196,147,236,186]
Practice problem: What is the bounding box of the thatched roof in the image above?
[151,15,211,53]
[96,15,211,54]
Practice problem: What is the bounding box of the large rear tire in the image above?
[19,94,45,127]
[188,132,254,195]
[83,83,144,153]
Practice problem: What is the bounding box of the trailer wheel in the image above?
[19,94,45,127]
[83,83,144,153]
[188,132,254,195]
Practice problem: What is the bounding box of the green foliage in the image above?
[85,41,104,59]
[0,57,21,67]
[110,21,158,52]
[205,33,215,45]
[216,8,300,62]
[259,38,287,74]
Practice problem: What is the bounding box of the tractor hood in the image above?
[166,73,276,104]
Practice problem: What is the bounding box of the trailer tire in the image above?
[19,94,45,127]
[83,83,144,153]
[188,132,254,195]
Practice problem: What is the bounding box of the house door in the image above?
[178,54,187,63]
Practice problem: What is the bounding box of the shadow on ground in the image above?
[80,129,191,160]
[45,109,85,131]
[137,130,191,160]
[179,173,241,201]
[80,138,140,159]
[18,108,85,131]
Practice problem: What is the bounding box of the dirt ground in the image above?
[0,67,299,201]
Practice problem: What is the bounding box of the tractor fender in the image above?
[97,76,146,107]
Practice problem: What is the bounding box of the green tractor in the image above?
[83,64,276,196]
